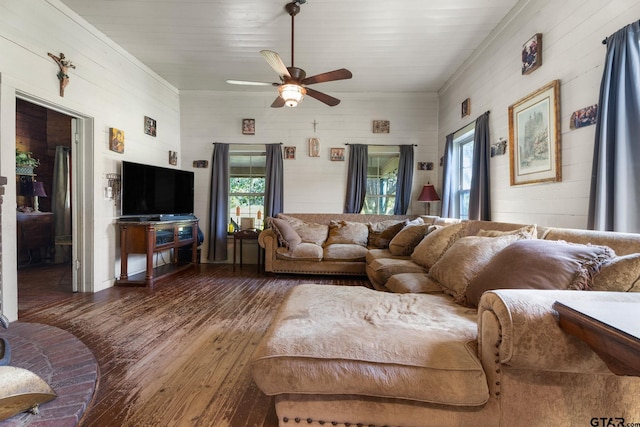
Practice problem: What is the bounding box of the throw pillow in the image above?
[465,239,616,307]
[325,221,369,247]
[410,222,468,270]
[277,214,329,245]
[476,224,537,239]
[591,253,640,292]
[367,220,402,247]
[369,220,408,248]
[429,234,524,303]
[388,223,433,256]
[268,217,302,251]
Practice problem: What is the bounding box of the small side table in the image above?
[233,229,261,273]
[554,300,640,376]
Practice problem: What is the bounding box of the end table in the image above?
[233,229,262,273]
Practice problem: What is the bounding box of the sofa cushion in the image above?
[323,244,368,261]
[465,240,616,307]
[591,253,640,292]
[411,222,468,270]
[278,214,329,246]
[388,223,433,256]
[269,217,302,250]
[429,234,526,303]
[365,248,410,264]
[325,221,369,247]
[385,273,444,294]
[368,220,408,248]
[251,284,489,406]
[276,243,323,261]
[366,258,426,288]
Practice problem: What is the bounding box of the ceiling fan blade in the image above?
[260,50,291,80]
[302,69,353,86]
[271,96,286,108]
[305,87,341,107]
[226,79,279,87]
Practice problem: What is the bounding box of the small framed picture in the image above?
[169,150,177,165]
[372,120,390,134]
[418,162,434,170]
[330,147,345,161]
[461,98,470,118]
[109,127,124,153]
[144,116,156,137]
[193,160,209,168]
[242,118,255,135]
[570,104,598,129]
[309,138,320,157]
[284,146,296,159]
[522,33,542,75]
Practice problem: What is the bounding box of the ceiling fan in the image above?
[226,0,352,108]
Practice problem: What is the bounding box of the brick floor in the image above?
[0,322,98,427]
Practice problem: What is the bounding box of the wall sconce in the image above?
[106,173,121,202]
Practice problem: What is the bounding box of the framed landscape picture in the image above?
[508,80,561,186]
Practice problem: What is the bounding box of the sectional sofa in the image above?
[252,215,640,426]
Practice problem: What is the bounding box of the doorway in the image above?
[14,95,93,312]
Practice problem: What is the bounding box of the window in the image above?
[229,147,265,229]
[363,147,399,214]
[453,125,475,220]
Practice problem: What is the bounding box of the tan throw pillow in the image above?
[388,223,432,256]
[368,220,404,247]
[325,221,369,247]
[591,253,640,292]
[465,240,616,307]
[374,221,408,248]
[268,217,302,251]
[410,222,468,270]
[429,234,524,303]
[277,215,329,245]
[476,224,537,239]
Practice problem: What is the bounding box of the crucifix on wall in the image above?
[48,52,76,97]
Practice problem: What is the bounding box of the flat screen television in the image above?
[120,161,195,219]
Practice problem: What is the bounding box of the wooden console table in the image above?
[554,300,640,376]
[116,218,198,287]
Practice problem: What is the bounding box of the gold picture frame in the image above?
[508,80,561,186]
[109,127,124,153]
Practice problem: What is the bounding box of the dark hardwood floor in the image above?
[17,263,372,426]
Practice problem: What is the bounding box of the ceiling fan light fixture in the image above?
[279,84,306,107]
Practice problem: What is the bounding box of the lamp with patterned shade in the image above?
[417,184,440,215]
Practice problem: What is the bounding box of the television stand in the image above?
[116,218,198,287]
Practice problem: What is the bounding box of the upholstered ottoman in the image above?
[251,284,493,426]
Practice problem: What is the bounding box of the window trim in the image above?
[452,125,475,219]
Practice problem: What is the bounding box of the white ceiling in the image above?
[59,0,520,94]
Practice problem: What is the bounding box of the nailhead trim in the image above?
[280,416,402,427]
